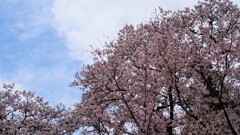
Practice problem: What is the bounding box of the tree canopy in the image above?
[0,84,66,134]
[66,0,240,134]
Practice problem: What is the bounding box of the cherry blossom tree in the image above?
[64,0,240,134]
[0,84,67,134]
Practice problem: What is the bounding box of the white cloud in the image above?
[53,0,199,63]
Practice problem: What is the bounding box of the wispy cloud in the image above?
[0,0,54,42]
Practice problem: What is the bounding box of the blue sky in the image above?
[1,0,240,108]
